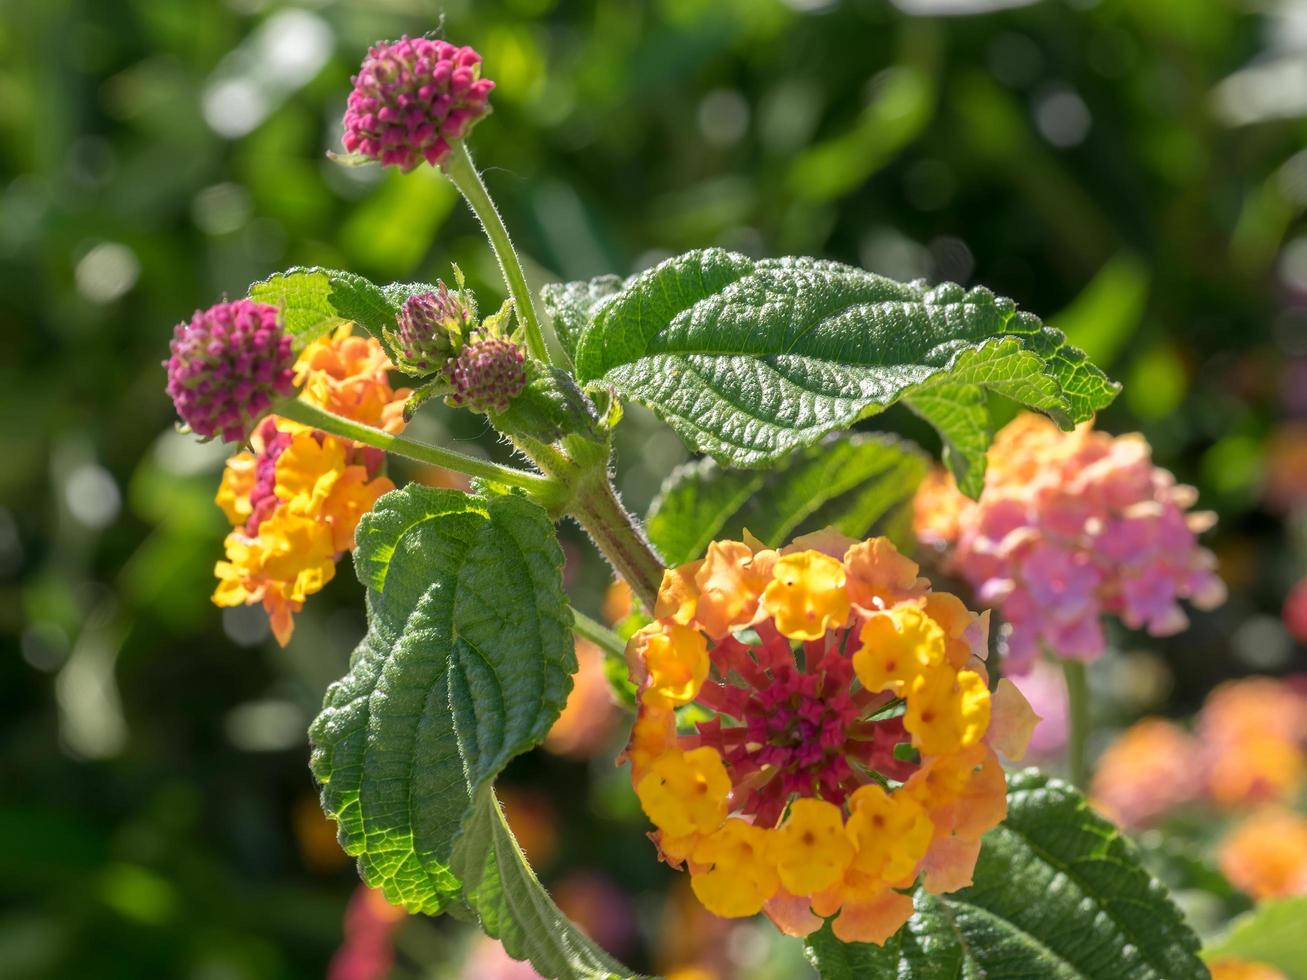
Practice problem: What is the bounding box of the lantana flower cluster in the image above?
[623,530,1038,944]
[1091,675,1307,829]
[1090,675,1307,902]
[341,36,494,172]
[915,413,1226,673]
[212,325,410,645]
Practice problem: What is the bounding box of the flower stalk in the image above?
[274,397,558,501]
[1062,658,1090,789]
[565,473,666,612]
[442,142,550,364]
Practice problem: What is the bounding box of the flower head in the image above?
[443,336,526,414]
[165,300,295,443]
[211,329,402,645]
[1218,806,1307,900]
[914,413,1225,673]
[385,283,473,376]
[623,531,1036,944]
[1089,719,1203,829]
[1090,675,1307,828]
[1199,677,1307,807]
[295,324,412,433]
[341,36,494,172]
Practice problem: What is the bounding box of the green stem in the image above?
[566,475,665,613]
[1062,658,1090,790]
[442,141,549,364]
[274,398,557,499]
[571,608,626,661]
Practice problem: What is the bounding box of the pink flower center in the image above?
[686,620,918,827]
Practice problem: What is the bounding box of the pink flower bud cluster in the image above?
[341,37,494,172]
[165,300,295,444]
[915,414,1226,673]
[443,337,526,415]
[385,284,471,376]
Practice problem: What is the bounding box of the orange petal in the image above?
[921,835,982,894]
[831,889,915,945]
[763,888,823,938]
[987,678,1040,761]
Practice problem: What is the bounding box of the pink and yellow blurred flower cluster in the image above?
[1090,675,1307,902]
[915,413,1225,673]
[211,327,410,645]
[1091,675,1307,829]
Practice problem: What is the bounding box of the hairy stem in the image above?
[1062,658,1090,790]
[274,398,557,498]
[442,142,549,364]
[567,476,665,612]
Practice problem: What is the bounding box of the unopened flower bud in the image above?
[165,300,295,443]
[443,336,526,414]
[341,36,495,172]
[385,284,472,376]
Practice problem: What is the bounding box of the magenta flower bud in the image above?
[443,337,526,415]
[341,36,495,172]
[384,284,473,376]
[164,299,295,444]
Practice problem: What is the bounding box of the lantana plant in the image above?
[164,33,1226,979]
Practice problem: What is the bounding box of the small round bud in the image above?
[341,36,495,172]
[165,299,295,443]
[443,337,526,414]
[386,284,472,376]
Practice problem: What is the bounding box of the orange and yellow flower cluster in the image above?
[211,326,410,645]
[623,530,1038,944]
[1217,806,1307,901]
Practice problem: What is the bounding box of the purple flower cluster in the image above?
[341,37,494,172]
[165,300,294,444]
[385,285,471,376]
[443,337,526,415]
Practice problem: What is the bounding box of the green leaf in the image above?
[309,486,575,916]
[646,433,928,566]
[805,769,1205,980]
[572,249,1118,488]
[1203,898,1307,980]
[454,787,632,979]
[249,266,395,350]
[903,381,990,498]
[540,273,627,362]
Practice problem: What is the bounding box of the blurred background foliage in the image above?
[3,0,1307,976]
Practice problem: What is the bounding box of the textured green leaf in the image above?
[646,433,928,566]
[454,787,632,979]
[249,266,395,349]
[1203,898,1307,980]
[540,273,627,362]
[805,769,1205,980]
[572,249,1118,487]
[308,486,575,916]
[904,381,990,498]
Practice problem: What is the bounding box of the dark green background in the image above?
[3,0,1304,976]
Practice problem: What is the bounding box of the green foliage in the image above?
[308,485,622,977]
[646,433,927,565]
[804,770,1205,980]
[248,266,394,350]
[455,788,632,979]
[1203,898,1307,979]
[569,249,1118,489]
[540,274,628,363]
